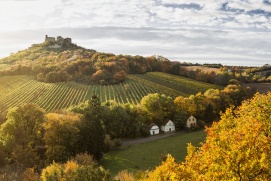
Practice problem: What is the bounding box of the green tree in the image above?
[103,101,129,138]
[123,104,148,138]
[79,95,106,161]
[141,93,176,124]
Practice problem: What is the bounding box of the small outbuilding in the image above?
[186,116,197,128]
[149,123,160,135]
[161,119,175,133]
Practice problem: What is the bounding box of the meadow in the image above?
[101,130,206,176]
[0,72,222,112]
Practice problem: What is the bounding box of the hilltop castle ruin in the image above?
[45,35,72,48]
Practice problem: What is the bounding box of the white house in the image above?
[161,119,175,133]
[186,116,197,128]
[149,123,160,135]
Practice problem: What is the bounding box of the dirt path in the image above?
[122,132,180,146]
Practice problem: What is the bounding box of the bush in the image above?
[41,160,112,181]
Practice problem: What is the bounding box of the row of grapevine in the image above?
[1,73,214,113]
[0,79,51,110]
[0,75,32,95]
[0,76,158,112]
[131,72,222,96]
[128,75,187,97]
[147,72,222,92]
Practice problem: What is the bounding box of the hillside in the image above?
[1,35,270,88]
[0,73,222,112]
[0,35,186,85]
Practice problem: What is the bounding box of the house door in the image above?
[153,131,155,135]
[169,128,171,132]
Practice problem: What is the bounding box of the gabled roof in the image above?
[149,123,158,128]
[161,119,174,126]
[187,115,196,120]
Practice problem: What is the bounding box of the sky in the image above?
[0,0,270,66]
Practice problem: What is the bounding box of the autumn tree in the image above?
[0,104,45,167]
[174,96,196,114]
[140,155,187,181]
[43,113,80,164]
[143,92,271,180]
[183,93,271,180]
[222,83,247,107]
[126,55,147,74]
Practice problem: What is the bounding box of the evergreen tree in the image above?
[79,95,106,161]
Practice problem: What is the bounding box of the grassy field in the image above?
[101,130,206,176]
[0,73,222,112]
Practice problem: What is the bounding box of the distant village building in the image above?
[161,119,175,133]
[186,116,197,128]
[45,35,72,48]
[149,123,160,135]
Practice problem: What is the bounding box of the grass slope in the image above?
[0,73,222,112]
[101,130,206,176]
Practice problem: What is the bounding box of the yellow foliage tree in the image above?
[141,155,188,181]
[142,92,271,180]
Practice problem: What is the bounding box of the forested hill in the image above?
[1,36,271,86]
[0,36,184,85]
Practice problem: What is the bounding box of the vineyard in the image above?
[129,72,222,96]
[0,73,222,112]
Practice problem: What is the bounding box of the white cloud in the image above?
[0,0,270,30]
[227,1,271,12]
[0,0,271,66]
